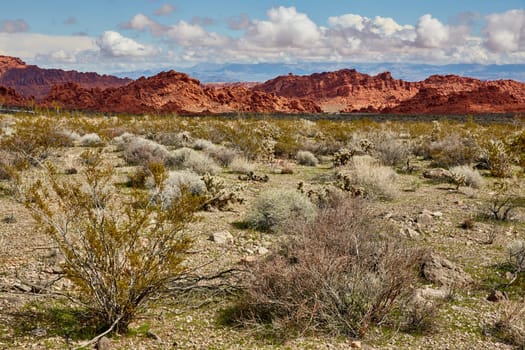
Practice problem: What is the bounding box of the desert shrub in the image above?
[205,145,237,167]
[231,199,422,338]
[117,134,170,167]
[152,131,193,147]
[342,156,399,200]
[333,148,355,167]
[229,156,256,174]
[416,133,480,167]
[492,301,525,347]
[450,165,484,189]
[245,189,316,233]
[372,132,412,167]
[484,180,523,221]
[484,140,513,178]
[296,151,319,166]
[152,170,206,208]
[169,147,220,175]
[17,150,200,333]
[78,133,104,147]
[1,116,75,167]
[192,138,215,151]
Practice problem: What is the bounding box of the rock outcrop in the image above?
[43,70,321,114]
[0,55,131,100]
[254,70,525,114]
[0,85,27,107]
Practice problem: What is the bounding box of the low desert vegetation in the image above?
[1,112,525,349]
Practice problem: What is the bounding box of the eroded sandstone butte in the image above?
[0,85,27,107]
[0,55,131,100]
[254,70,525,114]
[43,70,321,114]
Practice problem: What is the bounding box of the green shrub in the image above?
[17,151,200,333]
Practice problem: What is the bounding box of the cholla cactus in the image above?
[486,140,512,178]
[431,120,441,141]
[333,148,355,167]
[359,139,374,153]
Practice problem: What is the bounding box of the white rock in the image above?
[209,231,234,245]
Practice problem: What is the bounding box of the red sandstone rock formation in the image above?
[43,70,321,114]
[0,85,27,107]
[0,55,131,100]
[254,70,525,114]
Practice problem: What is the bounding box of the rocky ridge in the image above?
[0,55,131,100]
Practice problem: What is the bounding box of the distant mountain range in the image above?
[115,62,525,83]
[0,55,524,115]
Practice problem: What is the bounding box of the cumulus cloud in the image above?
[328,14,413,36]
[166,21,228,46]
[484,9,525,52]
[96,31,158,57]
[244,6,321,48]
[154,3,175,16]
[415,14,449,48]
[1,19,29,33]
[119,14,166,36]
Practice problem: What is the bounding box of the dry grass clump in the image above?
[343,156,399,200]
[229,156,256,174]
[492,301,525,347]
[170,147,220,175]
[231,199,422,338]
[296,150,319,166]
[450,165,484,189]
[245,188,316,233]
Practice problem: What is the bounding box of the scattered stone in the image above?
[257,246,270,255]
[420,253,473,287]
[239,256,257,265]
[403,227,420,239]
[208,231,234,245]
[432,211,443,218]
[350,340,362,348]
[13,283,32,293]
[422,168,452,180]
[417,213,433,225]
[146,330,162,342]
[415,286,450,300]
[31,328,47,337]
[487,290,508,302]
[96,336,112,350]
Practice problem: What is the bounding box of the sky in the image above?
[0,0,523,73]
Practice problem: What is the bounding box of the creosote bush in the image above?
[230,198,422,338]
[17,150,201,332]
[245,189,316,233]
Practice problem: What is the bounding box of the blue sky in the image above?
[0,1,523,73]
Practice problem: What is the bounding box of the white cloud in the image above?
[120,13,166,36]
[415,14,449,48]
[0,32,96,60]
[1,19,29,33]
[166,21,228,46]
[154,4,175,16]
[244,6,321,48]
[484,9,525,52]
[96,31,158,57]
[328,14,413,36]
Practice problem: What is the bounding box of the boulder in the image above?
[209,230,234,245]
[420,253,473,287]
